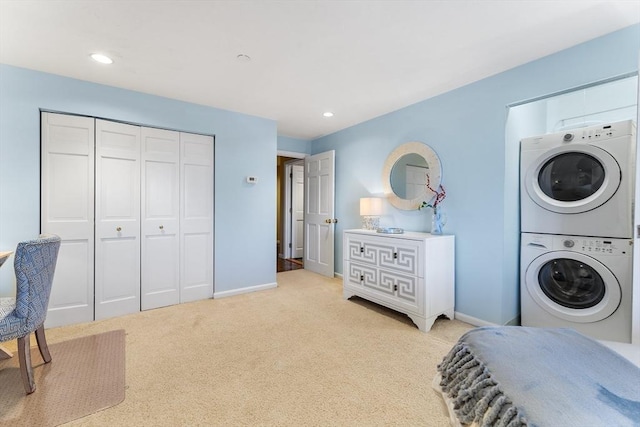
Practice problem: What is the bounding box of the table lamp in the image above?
[360,197,382,230]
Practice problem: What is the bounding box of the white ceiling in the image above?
[1,1,639,140]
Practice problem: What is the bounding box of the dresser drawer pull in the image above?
[394,252,398,259]
[360,275,364,281]
[360,247,364,253]
[393,284,398,291]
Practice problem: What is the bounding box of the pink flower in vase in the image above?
[419,174,446,210]
[420,175,446,234]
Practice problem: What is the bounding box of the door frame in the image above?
[283,159,305,259]
[278,151,307,260]
[632,57,639,345]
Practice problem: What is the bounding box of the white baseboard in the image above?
[214,282,278,299]
[453,312,500,327]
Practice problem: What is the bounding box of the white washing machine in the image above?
[520,120,636,238]
[521,232,632,343]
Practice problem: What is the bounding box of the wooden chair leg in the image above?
[0,344,13,360]
[35,325,52,363]
[17,334,35,394]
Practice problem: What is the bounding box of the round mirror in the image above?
[382,141,442,210]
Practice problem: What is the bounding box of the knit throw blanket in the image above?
[437,326,640,427]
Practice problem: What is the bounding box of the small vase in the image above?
[431,205,445,235]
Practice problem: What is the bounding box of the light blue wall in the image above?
[0,64,277,296]
[312,24,640,325]
[277,135,311,154]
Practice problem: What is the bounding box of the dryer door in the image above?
[524,145,621,214]
[524,251,621,323]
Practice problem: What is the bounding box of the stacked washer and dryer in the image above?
[520,120,637,343]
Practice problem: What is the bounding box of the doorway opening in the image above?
[277,154,305,272]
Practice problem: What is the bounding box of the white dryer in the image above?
[521,232,632,343]
[520,120,636,238]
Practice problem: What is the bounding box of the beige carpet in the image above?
[0,329,125,426]
[3,270,473,426]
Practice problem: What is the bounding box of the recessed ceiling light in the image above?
[236,54,251,62]
[91,53,113,64]
[323,112,334,118]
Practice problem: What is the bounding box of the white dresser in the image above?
[343,229,454,332]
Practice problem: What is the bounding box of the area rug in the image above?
[0,329,125,426]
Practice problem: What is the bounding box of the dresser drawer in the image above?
[344,261,423,315]
[344,261,375,289]
[345,234,422,276]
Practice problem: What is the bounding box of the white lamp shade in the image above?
[360,197,382,216]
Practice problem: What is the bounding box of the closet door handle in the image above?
[159,225,164,230]
[116,226,122,232]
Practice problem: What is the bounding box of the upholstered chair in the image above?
[0,234,61,394]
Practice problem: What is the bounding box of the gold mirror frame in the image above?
[382,141,442,210]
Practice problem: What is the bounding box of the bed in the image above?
[433,326,640,427]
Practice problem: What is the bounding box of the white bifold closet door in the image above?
[41,113,95,327]
[141,127,181,310]
[180,132,214,302]
[95,119,141,320]
[42,113,214,326]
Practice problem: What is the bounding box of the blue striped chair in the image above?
[0,235,61,394]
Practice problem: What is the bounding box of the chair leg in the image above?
[35,325,52,363]
[17,335,35,394]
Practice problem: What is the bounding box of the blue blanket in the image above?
[437,326,640,427]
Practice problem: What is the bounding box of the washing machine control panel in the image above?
[560,237,629,256]
[520,120,635,150]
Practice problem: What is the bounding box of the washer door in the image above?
[524,145,621,214]
[524,251,621,323]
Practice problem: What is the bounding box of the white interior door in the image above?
[292,163,304,259]
[406,165,428,200]
[180,132,214,302]
[304,150,335,277]
[95,119,141,320]
[141,127,180,310]
[41,112,95,327]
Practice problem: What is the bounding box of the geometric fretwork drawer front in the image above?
[346,262,376,288]
[346,237,376,264]
[377,244,418,275]
[379,270,418,305]
[362,268,393,296]
[362,269,419,309]
[346,235,420,276]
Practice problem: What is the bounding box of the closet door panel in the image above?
[141,127,180,310]
[95,119,141,320]
[41,112,95,327]
[183,233,209,285]
[99,237,139,300]
[180,132,214,302]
